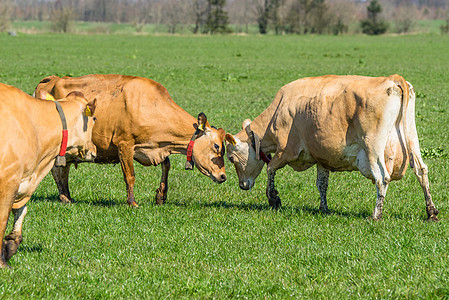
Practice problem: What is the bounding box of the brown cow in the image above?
[225,75,438,221]
[34,74,226,207]
[0,83,97,268]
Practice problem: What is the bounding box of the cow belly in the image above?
[14,174,38,209]
[306,142,362,172]
[134,147,169,166]
[288,148,316,171]
[17,177,34,197]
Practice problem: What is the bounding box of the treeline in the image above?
[2,0,449,34]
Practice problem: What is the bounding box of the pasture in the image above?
[0,33,449,298]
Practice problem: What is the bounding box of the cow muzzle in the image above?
[239,179,254,190]
[211,172,227,184]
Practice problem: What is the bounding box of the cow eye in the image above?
[214,143,220,152]
[228,156,235,163]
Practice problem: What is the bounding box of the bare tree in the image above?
[0,0,12,32]
[285,0,327,34]
[51,0,75,33]
[393,4,417,33]
[255,0,271,34]
[227,0,257,33]
[189,0,209,34]
[328,0,357,34]
[160,0,190,34]
[440,9,449,34]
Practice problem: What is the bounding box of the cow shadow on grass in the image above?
[18,243,43,254]
[293,204,372,219]
[199,201,269,211]
[30,194,122,207]
[171,200,372,219]
[30,194,60,203]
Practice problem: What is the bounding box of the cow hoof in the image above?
[59,195,72,204]
[0,259,11,269]
[269,197,282,209]
[427,207,439,218]
[128,201,139,208]
[3,240,19,261]
[155,186,167,205]
[427,214,439,222]
[320,207,330,214]
[368,215,382,221]
[155,194,166,205]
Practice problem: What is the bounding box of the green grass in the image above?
[0,33,449,298]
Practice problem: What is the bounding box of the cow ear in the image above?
[85,98,97,116]
[217,128,226,141]
[38,90,55,101]
[225,133,237,146]
[242,119,252,130]
[197,112,207,131]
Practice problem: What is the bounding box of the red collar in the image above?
[54,101,68,167]
[186,140,195,162]
[260,150,271,164]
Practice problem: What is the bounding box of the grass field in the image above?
[0,33,449,298]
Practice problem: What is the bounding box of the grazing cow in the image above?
[34,74,226,207]
[225,75,438,221]
[0,83,97,268]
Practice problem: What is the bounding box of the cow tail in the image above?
[390,74,414,168]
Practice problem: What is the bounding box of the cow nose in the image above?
[219,174,227,183]
[239,181,250,190]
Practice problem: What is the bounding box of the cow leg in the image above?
[409,153,438,221]
[4,205,27,262]
[368,156,390,221]
[118,141,138,207]
[266,154,287,209]
[51,164,72,203]
[372,179,389,221]
[316,164,330,213]
[155,157,170,205]
[266,168,281,209]
[0,187,17,268]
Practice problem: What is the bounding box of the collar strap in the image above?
[186,140,195,162]
[54,101,68,167]
[260,150,272,164]
[185,128,202,170]
[248,128,271,164]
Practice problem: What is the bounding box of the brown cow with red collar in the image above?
[34,74,226,207]
[0,83,96,268]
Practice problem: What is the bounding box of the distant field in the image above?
[0,33,449,298]
[11,19,448,35]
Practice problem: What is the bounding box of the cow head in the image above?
[188,113,227,184]
[225,119,265,190]
[39,91,97,164]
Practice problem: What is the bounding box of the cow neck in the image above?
[166,114,199,156]
[34,100,73,165]
[245,107,277,160]
[54,101,68,167]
